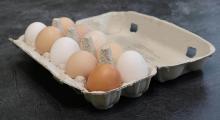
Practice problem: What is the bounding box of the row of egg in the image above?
[24,17,149,92]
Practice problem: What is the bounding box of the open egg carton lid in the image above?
[10,11,215,109]
[77,11,215,82]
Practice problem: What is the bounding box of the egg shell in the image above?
[110,42,123,61]
[75,24,91,41]
[35,26,62,54]
[85,31,106,51]
[50,37,80,68]
[97,42,123,64]
[24,22,46,47]
[86,64,123,92]
[110,42,124,63]
[65,50,97,78]
[116,50,149,83]
[52,17,75,36]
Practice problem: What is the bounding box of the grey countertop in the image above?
[0,0,220,120]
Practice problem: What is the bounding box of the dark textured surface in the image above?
[0,0,220,120]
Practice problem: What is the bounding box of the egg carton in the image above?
[10,35,157,109]
[10,11,215,109]
[77,11,215,82]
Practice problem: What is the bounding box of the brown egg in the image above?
[35,26,62,54]
[86,64,123,91]
[52,17,75,36]
[65,50,97,78]
[75,24,91,41]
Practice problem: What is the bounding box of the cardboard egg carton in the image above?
[10,11,215,109]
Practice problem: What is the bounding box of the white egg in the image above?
[50,37,80,68]
[24,22,46,47]
[116,50,149,83]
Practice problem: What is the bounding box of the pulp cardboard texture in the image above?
[77,11,215,82]
[10,11,215,109]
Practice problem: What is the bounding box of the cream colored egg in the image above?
[75,24,91,41]
[52,17,75,36]
[24,22,46,47]
[116,50,149,83]
[109,42,123,63]
[50,37,80,68]
[65,50,97,78]
[35,26,62,54]
[96,42,123,64]
[85,31,106,51]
